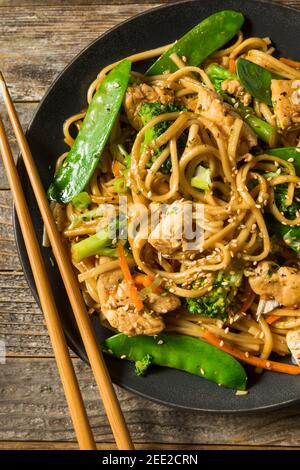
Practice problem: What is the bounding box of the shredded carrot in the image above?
[266,314,279,325]
[117,243,144,312]
[202,331,300,375]
[188,98,198,112]
[134,274,163,294]
[112,160,121,177]
[279,57,300,69]
[229,59,236,74]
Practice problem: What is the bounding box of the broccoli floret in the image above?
[139,102,187,174]
[134,354,153,376]
[274,184,300,220]
[186,271,243,320]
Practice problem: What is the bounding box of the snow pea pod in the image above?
[48,59,131,203]
[266,147,300,176]
[236,58,279,106]
[146,10,244,76]
[103,332,247,390]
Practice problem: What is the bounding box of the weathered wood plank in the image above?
[1,0,299,6]
[1,1,297,102]
[2,357,300,445]
[0,0,171,4]
[0,104,37,190]
[0,441,297,450]
[0,191,22,269]
[0,4,160,101]
[0,271,77,357]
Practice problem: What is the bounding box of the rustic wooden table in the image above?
[1,0,300,451]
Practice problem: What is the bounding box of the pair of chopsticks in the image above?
[0,72,134,451]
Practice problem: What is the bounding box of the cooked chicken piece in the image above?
[147,291,181,314]
[221,79,252,106]
[101,281,165,336]
[271,79,300,130]
[196,85,257,151]
[249,261,300,307]
[286,330,300,366]
[97,257,180,335]
[148,200,200,255]
[124,83,174,130]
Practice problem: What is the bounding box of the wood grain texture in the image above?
[1,357,300,446]
[0,441,298,450]
[1,0,300,449]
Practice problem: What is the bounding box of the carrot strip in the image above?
[134,274,163,294]
[112,160,121,177]
[202,331,300,375]
[187,98,198,112]
[266,314,279,325]
[229,59,236,73]
[279,57,300,69]
[117,243,144,312]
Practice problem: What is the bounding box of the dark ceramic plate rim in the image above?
[13,0,300,413]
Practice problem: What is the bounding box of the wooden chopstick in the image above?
[0,117,96,450]
[0,72,134,451]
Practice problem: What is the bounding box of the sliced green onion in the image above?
[114,177,127,194]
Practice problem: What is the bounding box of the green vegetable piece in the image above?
[48,59,131,203]
[71,227,113,262]
[265,148,300,251]
[205,62,237,89]
[146,10,244,75]
[205,63,277,145]
[236,58,278,106]
[266,148,300,176]
[103,332,247,390]
[267,218,300,254]
[72,191,91,209]
[135,354,153,376]
[139,102,186,174]
[191,165,212,191]
[186,270,243,320]
[113,177,127,194]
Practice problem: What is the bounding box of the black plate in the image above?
[13,0,300,412]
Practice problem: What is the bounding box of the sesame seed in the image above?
[120,355,126,359]
[266,361,271,368]
[219,340,224,347]
[288,158,294,162]
[200,368,205,375]
[236,390,249,396]
[245,352,250,358]
[157,340,164,345]
[224,327,229,334]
